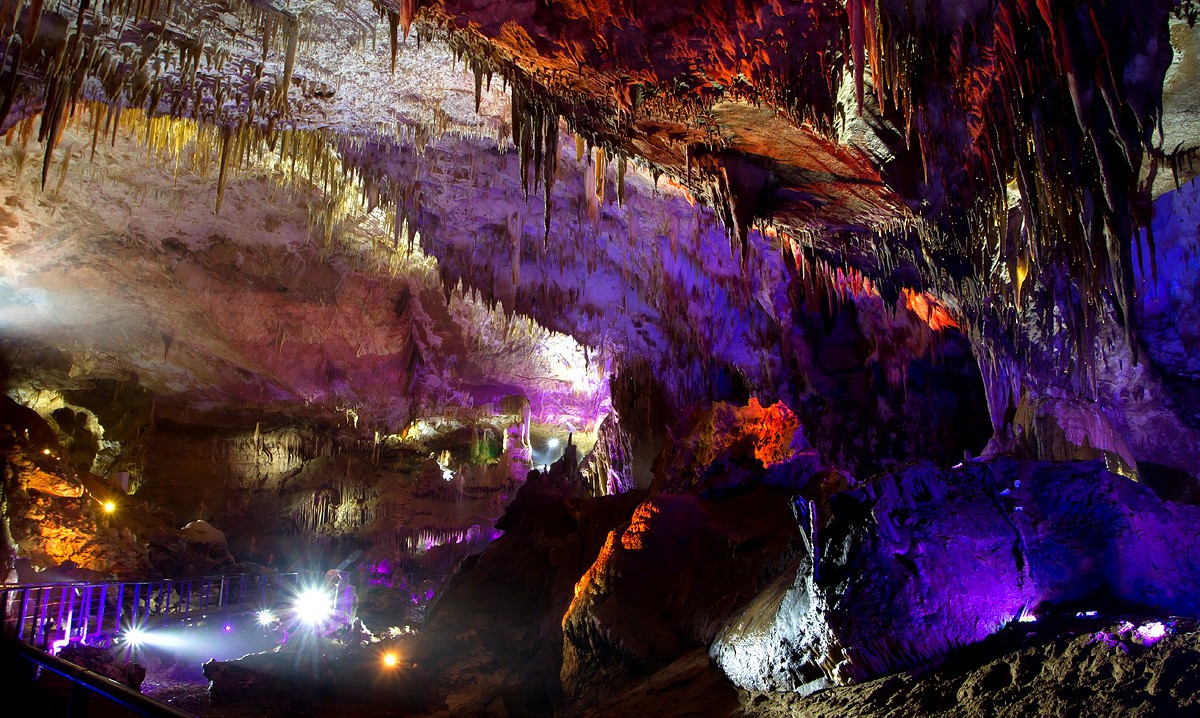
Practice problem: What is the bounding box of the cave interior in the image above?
[3,0,1200,716]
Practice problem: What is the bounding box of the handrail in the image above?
[2,633,200,718]
[0,571,302,592]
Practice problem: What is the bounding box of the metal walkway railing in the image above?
[1,572,303,651]
[0,572,309,718]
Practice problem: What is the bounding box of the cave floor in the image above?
[166,614,1200,717]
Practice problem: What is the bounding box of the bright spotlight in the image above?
[122,627,147,647]
[382,652,398,668]
[103,501,116,513]
[547,437,560,449]
[292,587,334,626]
[256,610,276,626]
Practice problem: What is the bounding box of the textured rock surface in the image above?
[713,459,1200,694]
[738,618,1200,718]
[1,396,152,578]
[386,482,642,716]
[560,486,802,705]
[56,643,147,690]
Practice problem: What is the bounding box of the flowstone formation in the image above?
[3,1,1200,717]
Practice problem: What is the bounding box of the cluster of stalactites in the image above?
[4,0,642,290]
[0,0,339,194]
[7,95,445,277]
[231,423,329,467]
[509,82,559,240]
[283,454,382,536]
[374,0,420,72]
[369,525,484,553]
[844,0,1174,367]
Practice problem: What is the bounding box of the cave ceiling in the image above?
[0,0,1198,441]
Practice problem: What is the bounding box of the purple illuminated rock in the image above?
[712,459,1200,694]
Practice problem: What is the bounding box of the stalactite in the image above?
[542,108,558,243]
[594,145,606,204]
[215,124,232,212]
[616,153,626,206]
[276,16,299,109]
[0,37,22,129]
[387,10,400,73]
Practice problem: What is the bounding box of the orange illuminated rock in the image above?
[19,461,83,498]
[902,288,960,332]
[655,397,816,493]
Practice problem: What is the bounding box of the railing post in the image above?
[154,581,164,626]
[114,585,124,635]
[17,588,31,640]
[163,579,173,626]
[95,585,106,642]
[80,586,92,642]
[142,584,152,626]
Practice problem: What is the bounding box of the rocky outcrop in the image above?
[405,479,642,716]
[559,486,802,706]
[652,398,807,490]
[579,410,634,497]
[555,397,820,705]
[2,396,151,578]
[712,459,1200,694]
[57,643,146,690]
[652,398,820,495]
[202,645,439,714]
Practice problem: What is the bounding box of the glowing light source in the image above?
[292,586,334,626]
[223,624,233,633]
[122,627,148,647]
[103,501,116,513]
[256,610,276,626]
[547,437,560,449]
[382,652,398,668]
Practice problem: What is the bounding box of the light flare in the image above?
[291,585,335,626]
